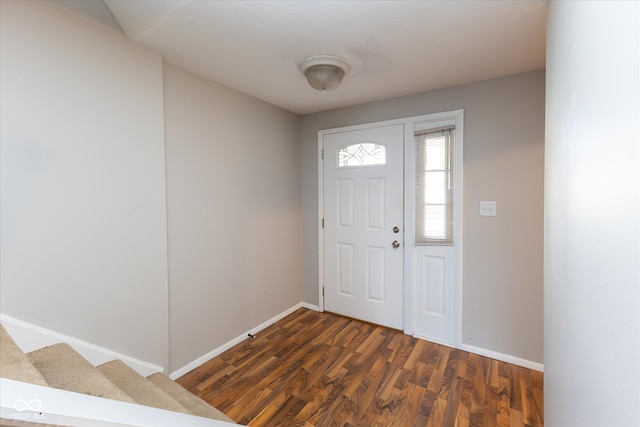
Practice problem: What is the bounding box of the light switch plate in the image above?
[479,201,497,216]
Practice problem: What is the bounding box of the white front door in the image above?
[321,124,404,330]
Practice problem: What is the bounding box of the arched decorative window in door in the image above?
[337,142,386,167]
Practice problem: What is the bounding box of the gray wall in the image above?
[0,1,170,368]
[163,63,301,372]
[300,71,545,363]
[0,1,302,375]
[545,1,639,425]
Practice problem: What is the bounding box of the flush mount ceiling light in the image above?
[298,54,351,91]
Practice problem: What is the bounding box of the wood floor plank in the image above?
[425,396,447,427]
[469,354,487,427]
[347,356,386,424]
[484,384,499,427]
[519,369,539,427]
[455,401,471,427]
[510,409,525,427]
[496,377,512,427]
[177,308,543,426]
[509,365,524,413]
[403,339,426,370]
[442,376,464,426]
[531,370,544,426]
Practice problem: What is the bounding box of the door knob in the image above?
[392,240,400,249]
[393,226,400,233]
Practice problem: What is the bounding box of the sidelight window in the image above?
[415,127,455,245]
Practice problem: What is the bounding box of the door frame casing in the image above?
[318,111,463,343]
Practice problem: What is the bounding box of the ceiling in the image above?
[83,1,546,115]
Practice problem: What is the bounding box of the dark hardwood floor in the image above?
[177,309,543,426]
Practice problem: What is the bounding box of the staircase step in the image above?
[147,372,233,423]
[28,343,134,403]
[98,360,191,414]
[0,324,49,386]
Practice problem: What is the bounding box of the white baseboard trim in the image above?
[0,313,164,377]
[300,302,320,312]
[412,334,456,349]
[460,343,544,372]
[169,303,315,379]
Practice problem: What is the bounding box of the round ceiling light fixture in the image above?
[298,54,351,91]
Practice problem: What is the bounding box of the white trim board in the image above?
[412,333,456,349]
[0,378,238,426]
[0,313,163,377]
[300,302,320,312]
[460,343,544,372]
[169,303,319,379]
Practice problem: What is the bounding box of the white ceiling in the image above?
[99,0,546,115]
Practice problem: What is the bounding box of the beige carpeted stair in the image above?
[98,359,191,414]
[0,325,48,386]
[1,324,234,424]
[147,372,232,421]
[28,343,136,403]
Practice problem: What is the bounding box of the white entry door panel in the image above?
[413,245,455,342]
[322,124,404,330]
